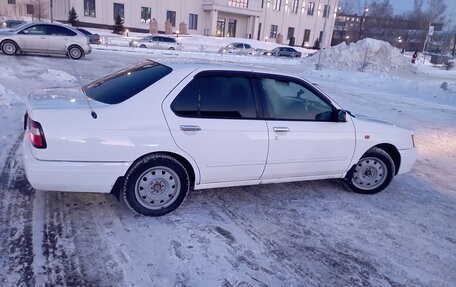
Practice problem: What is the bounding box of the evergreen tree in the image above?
[113,14,124,34]
[68,7,79,26]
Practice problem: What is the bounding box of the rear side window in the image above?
[84,60,172,104]
[171,75,257,119]
[48,25,77,36]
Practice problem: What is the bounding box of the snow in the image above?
[0,38,455,286]
[307,38,418,74]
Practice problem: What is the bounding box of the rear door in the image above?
[47,25,77,54]
[255,74,356,179]
[163,71,268,184]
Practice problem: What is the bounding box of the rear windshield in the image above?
[84,60,172,104]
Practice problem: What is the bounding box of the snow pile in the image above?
[0,84,18,107]
[306,38,417,74]
[40,69,77,83]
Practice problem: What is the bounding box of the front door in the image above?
[16,24,48,53]
[255,75,356,179]
[163,71,268,184]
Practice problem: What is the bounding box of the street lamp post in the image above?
[316,0,331,70]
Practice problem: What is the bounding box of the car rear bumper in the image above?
[22,135,130,193]
[397,148,417,175]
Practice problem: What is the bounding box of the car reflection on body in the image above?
[23,60,417,216]
[0,22,91,59]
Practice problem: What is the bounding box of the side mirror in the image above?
[337,109,347,122]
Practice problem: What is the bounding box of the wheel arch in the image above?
[373,143,401,175]
[1,39,20,52]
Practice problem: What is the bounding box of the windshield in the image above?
[83,60,172,104]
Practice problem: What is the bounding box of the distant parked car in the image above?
[271,47,302,58]
[131,35,180,50]
[0,22,91,60]
[76,28,101,44]
[23,60,417,216]
[0,20,26,29]
[219,43,255,55]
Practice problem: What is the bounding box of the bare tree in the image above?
[426,0,447,23]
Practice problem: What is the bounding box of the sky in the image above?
[389,0,456,18]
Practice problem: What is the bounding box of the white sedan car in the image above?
[0,22,91,59]
[23,60,417,216]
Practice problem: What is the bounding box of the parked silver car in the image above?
[219,42,255,55]
[0,22,91,60]
[131,35,180,50]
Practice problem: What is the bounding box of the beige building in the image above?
[1,0,338,48]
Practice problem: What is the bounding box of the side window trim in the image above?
[253,73,336,122]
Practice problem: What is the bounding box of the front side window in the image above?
[84,60,172,105]
[270,25,278,38]
[257,78,333,121]
[189,14,198,30]
[307,2,315,16]
[84,0,96,17]
[113,3,124,20]
[172,76,257,119]
[141,7,151,23]
[166,10,176,27]
[20,25,47,35]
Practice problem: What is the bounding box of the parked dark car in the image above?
[271,47,302,58]
[76,28,101,44]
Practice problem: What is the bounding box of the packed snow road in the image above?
[0,50,455,287]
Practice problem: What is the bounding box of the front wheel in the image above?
[344,147,395,194]
[123,154,190,216]
[1,40,19,55]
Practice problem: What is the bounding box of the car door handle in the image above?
[273,127,291,133]
[180,125,201,132]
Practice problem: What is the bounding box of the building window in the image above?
[84,0,96,17]
[287,27,295,40]
[8,0,16,4]
[166,10,176,27]
[323,5,330,18]
[291,0,299,13]
[217,18,226,37]
[113,3,124,20]
[261,0,264,8]
[228,19,237,37]
[270,25,278,38]
[303,29,311,42]
[307,2,315,16]
[228,0,249,8]
[189,14,198,30]
[141,7,151,23]
[273,0,281,11]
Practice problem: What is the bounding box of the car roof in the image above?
[161,61,299,79]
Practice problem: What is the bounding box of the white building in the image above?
[0,0,338,48]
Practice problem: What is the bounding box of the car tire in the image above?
[68,46,83,60]
[1,40,19,56]
[343,147,395,194]
[139,44,147,48]
[122,154,190,216]
[168,47,175,50]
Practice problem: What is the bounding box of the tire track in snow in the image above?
[0,133,36,287]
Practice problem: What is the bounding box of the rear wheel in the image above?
[123,154,190,216]
[139,44,147,48]
[344,147,395,194]
[1,40,19,55]
[168,47,175,50]
[68,46,83,60]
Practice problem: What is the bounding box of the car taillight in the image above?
[28,118,47,149]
